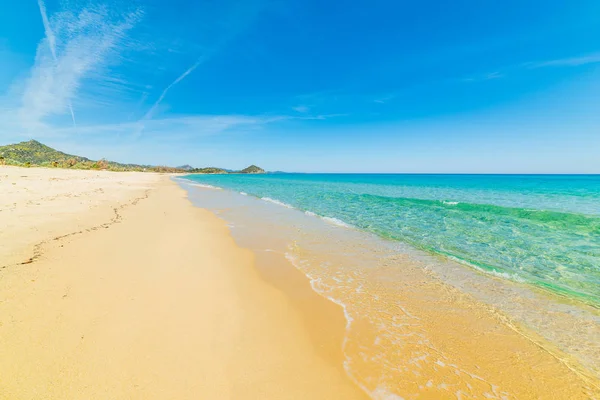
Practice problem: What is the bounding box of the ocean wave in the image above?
[283,252,367,396]
[172,177,222,190]
[442,200,459,205]
[284,252,353,324]
[322,216,353,228]
[304,210,353,228]
[444,254,526,283]
[190,183,222,190]
[260,197,295,209]
[172,177,193,183]
[240,192,248,196]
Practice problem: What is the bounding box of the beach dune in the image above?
[0,167,366,399]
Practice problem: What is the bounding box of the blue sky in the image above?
[0,0,599,172]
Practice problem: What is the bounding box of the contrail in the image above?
[68,105,77,127]
[133,57,204,138]
[142,59,204,120]
[37,0,77,128]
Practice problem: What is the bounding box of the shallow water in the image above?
[182,173,600,306]
[178,177,600,399]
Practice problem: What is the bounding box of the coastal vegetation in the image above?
[0,140,265,174]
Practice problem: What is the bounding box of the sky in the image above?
[0,0,599,173]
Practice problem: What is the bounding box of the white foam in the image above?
[284,251,406,400]
[445,255,526,283]
[172,177,222,190]
[283,253,353,325]
[191,183,222,190]
[172,177,195,185]
[371,386,406,400]
[239,192,248,196]
[303,210,353,229]
[322,216,353,228]
[443,201,459,205]
[260,197,294,209]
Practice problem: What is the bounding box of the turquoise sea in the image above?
[183,173,600,306]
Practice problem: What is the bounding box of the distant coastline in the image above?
[0,140,265,174]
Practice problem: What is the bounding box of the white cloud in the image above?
[462,52,600,83]
[373,94,397,104]
[292,105,309,113]
[37,0,77,127]
[136,0,265,134]
[36,0,57,60]
[31,114,273,142]
[525,53,600,69]
[462,71,505,83]
[18,3,142,132]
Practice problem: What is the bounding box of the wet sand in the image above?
[0,167,366,399]
[182,181,600,399]
[2,166,599,399]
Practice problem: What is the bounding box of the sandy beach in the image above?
[0,167,366,399]
[2,0,600,396]
[2,166,600,399]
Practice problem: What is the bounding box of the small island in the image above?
[239,165,265,174]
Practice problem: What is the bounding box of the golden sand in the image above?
[1,166,599,399]
[287,247,600,399]
[0,167,160,268]
[186,185,600,399]
[0,167,365,399]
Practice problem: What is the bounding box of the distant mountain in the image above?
[0,140,265,175]
[0,140,90,166]
[239,165,265,174]
[0,140,180,172]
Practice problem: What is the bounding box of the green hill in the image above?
[0,140,178,172]
[0,140,265,174]
[239,165,265,174]
[0,140,89,166]
[189,167,229,174]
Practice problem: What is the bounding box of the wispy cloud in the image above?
[135,0,266,136]
[463,53,600,83]
[373,94,397,104]
[36,0,76,127]
[462,71,505,83]
[297,113,347,120]
[292,105,309,113]
[142,57,206,121]
[15,111,343,143]
[525,53,600,69]
[36,0,56,59]
[132,60,203,138]
[18,3,142,132]
[36,114,276,143]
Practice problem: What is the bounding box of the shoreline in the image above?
[180,178,600,398]
[0,167,367,399]
[177,175,600,310]
[3,166,599,398]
